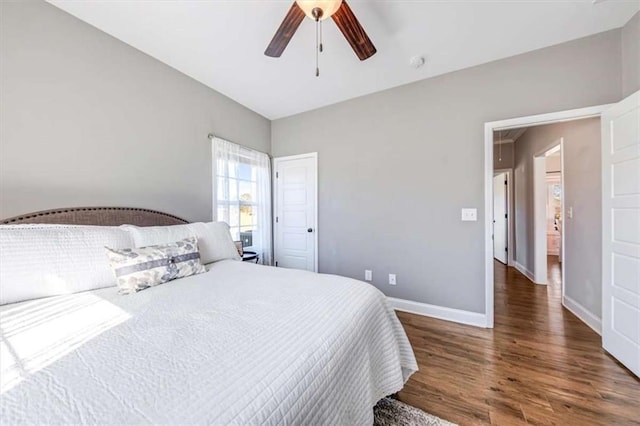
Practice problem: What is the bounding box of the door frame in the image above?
[532,139,563,285]
[493,168,514,266]
[272,152,319,273]
[483,104,613,328]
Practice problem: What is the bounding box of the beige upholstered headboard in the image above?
[0,207,188,226]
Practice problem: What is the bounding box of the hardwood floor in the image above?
[396,260,640,425]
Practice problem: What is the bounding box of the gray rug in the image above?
[373,398,456,426]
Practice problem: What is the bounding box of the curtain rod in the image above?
[208,133,271,157]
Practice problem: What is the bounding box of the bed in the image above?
[0,207,418,425]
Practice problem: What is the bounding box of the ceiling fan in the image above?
[265,0,376,76]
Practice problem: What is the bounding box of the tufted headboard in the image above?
[0,207,189,227]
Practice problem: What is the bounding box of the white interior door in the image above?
[493,173,508,264]
[274,153,317,272]
[602,90,640,377]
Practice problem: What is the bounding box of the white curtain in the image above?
[212,137,272,265]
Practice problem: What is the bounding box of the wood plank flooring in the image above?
[396,258,640,425]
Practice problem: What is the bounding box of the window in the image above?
[212,137,272,265]
[216,158,257,247]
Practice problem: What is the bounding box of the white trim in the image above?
[484,104,613,328]
[388,297,487,328]
[272,152,319,273]
[494,168,514,266]
[484,121,495,328]
[273,152,318,162]
[486,104,612,132]
[559,140,567,301]
[514,261,536,283]
[533,155,548,284]
[563,295,602,335]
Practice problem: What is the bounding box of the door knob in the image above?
[307,228,313,233]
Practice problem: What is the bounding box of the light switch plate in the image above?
[461,208,477,221]
[365,270,372,281]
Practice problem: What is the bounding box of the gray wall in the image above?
[0,1,270,222]
[271,30,622,313]
[493,142,514,170]
[1,1,633,315]
[513,118,602,317]
[621,11,640,98]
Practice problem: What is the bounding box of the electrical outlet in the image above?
[388,274,396,285]
[365,270,372,281]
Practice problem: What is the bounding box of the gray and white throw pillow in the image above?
[105,237,206,295]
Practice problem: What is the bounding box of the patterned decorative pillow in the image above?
[105,237,206,295]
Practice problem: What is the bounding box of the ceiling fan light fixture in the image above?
[295,0,342,21]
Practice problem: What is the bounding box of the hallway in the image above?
[547,255,561,287]
[396,261,640,425]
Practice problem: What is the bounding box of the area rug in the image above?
[373,398,457,426]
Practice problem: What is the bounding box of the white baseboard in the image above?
[562,295,602,335]
[388,297,487,328]
[514,261,536,283]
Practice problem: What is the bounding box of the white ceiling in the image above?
[48,0,639,120]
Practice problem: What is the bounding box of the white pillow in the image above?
[0,224,134,305]
[121,222,240,264]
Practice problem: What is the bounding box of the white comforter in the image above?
[0,261,417,425]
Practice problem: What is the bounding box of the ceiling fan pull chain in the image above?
[315,18,320,77]
[319,20,323,53]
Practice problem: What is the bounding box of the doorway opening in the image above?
[485,92,640,379]
[492,129,518,267]
[492,170,509,265]
[483,104,611,329]
[532,141,563,286]
[541,144,563,290]
[490,130,565,288]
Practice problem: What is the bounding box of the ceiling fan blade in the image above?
[265,2,305,58]
[331,1,377,61]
